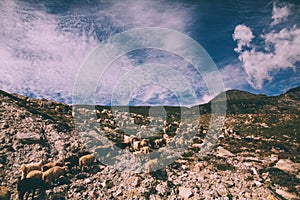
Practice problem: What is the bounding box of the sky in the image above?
[0,0,299,106]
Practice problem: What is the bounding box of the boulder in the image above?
[214,146,235,158]
[179,187,192,199]
[275,159,298,174]
[16,132,41,144]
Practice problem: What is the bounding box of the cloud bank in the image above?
[233,2,300,89]
[0,0,205,106]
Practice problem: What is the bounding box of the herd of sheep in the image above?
[8,108,237,199]
[17,154,96,199]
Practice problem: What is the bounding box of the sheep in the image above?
[42,166,67,184]
[130,136,139,145]
[79,154,96,171]
[145,158,158,173]
[140,146,150,154]
[132,140,141,152]
[163,134,172,144]
[154,138,166,148]
[41,161,64,172]
[140,139,149,147]
[26,170,43,180]
[20,160,43,179]
[123,135,132,144]
[17,178,46,200]
[133,146,150,162]
[0,186,10,200]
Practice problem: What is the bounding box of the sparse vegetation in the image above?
[0,87,299,199]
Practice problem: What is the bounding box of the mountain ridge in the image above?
[1,86,300,108]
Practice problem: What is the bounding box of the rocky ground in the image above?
[0,90,299,200]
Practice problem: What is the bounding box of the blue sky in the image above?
[0,0,299,105]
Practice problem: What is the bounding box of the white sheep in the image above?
[42,166,67,184]
[20,160,43,179]
[79,154,96,171]
[123,135,132,144]
[132,140,141,152]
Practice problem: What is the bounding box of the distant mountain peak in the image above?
[211,89,266,102]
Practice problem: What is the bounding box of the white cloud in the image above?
[271,3,291,26]
[220,63,248,90]
[0,0,194,105]
[233,3,300,90]
[232,24,255,52]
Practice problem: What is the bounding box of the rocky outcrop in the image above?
[0,90,299,199]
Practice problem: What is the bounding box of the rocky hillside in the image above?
[199,87,300,114]
[0,88,299,200]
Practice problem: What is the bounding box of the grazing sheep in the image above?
[145,158,158,173]
[132,140,141,152]
[163,134,172,144]
[140,139,149,147]
[20,160,43,179]
[42,166,67,184]
[130,136,139,145]
[133,146,150,162]
[41,161,64,172]
[17,178,46,200]
[79,154,96,171]
[123,135,131,144]
[26,170,43,180]
[154,138,166,148]
[140,146,150,154]
[0,186,10,200]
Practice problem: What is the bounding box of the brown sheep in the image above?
[20,160,43,179]
[79,154,96,171]
[154,138,166,148]
[140,139,149,147]
[41,161,64,172]
[140,146,150,154]
[42,166,67,184]
[163,134,172,144]
[0,186,10,200]
[26,170,43,180]
[133,146,150,162]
